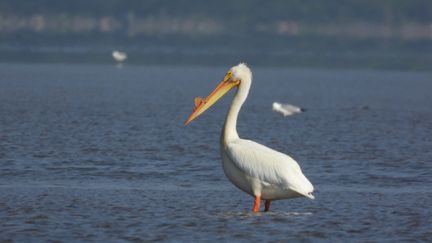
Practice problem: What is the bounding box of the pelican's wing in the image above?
[225,139,314,198]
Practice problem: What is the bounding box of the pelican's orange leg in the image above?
[264,200,271,212]
[252,196,261,212]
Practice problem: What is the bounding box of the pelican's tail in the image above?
[289,172,315,199]
[292,187,314,199]
[304,192,315,199]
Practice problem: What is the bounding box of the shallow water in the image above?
[0,63,431,241]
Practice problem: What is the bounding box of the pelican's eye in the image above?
[224,71,233,82]
[226,71,233,78]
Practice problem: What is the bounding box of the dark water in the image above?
[1,63,431,242]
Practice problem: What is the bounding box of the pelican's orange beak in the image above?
[184,72,240,125]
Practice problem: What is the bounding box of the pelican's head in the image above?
[230,63,252,85]
[184,63,252,125]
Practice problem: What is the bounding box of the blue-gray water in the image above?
[1,63,431,242]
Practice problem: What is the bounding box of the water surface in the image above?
[0,63,431,241]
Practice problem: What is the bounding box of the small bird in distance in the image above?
[272,102,305,117]
[112,50,127,63]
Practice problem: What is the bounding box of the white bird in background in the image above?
[272,102,305,117]
[185,63,314,212]
[112,50,127,62]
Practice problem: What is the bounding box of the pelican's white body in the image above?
[220,64,314,201]
[272,102,303,117]
[221,139,314,200]
[112,50,127,62]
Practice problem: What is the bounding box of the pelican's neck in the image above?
[222,81,251,143]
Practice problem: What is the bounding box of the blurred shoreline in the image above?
[1,1,431,70]
[1,14,431,41]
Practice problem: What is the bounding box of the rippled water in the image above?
[1,63,431,241]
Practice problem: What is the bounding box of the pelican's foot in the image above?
[252,196,261,213]
[264,200,271,212]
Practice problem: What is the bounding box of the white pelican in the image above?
[112,50,127,62]
[185,63,314,212]
[272,102,305,117]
